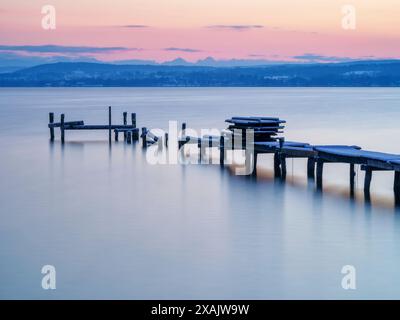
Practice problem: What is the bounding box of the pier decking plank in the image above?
[254,141,310,152]
[388,160,400,171]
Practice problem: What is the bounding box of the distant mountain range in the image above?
[0,55,295,73]
[112,57,293,67]
[0,60,399,87]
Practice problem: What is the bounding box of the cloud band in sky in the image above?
[163,47,202,53]
[120,25,150,29]
[206,25,264,30]
[0,45,134,54]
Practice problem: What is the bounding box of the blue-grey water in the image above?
[1,88,400,299]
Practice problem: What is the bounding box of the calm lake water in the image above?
[1,87,400,299]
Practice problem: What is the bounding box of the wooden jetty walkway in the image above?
[48,111,400,205]
[174,116,400,205]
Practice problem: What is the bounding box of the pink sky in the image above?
[0,0,399,62]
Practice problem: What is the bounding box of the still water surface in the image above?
[0,88,400,299]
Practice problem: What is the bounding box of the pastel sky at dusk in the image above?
[0,0,399,62]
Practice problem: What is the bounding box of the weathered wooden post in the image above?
[394,172,400,192]
[219,135,225,166]
[114,130,119,141]
[274,153,281,178]
[108,106,112,144]
[131,113,137,128]
[208,136,212,163]
[316,159,324,190]
[141,127,147,148]
[60,114,65,144]
[127,131,132,144]
[224,133,230,163]
[307,158,315,179]
[252,151,258,176]
[280,154,287,180]
[395,191,400,208]
[364,167,373,192]
[123,112,127,140]
[395,172,400,207]
[181,123,186,145]
[131,113,138,141]
[198,138,202,163]
[165,133,169,148]
[49,113,55,141]
[278,137,286,179]
[350,163,356,196]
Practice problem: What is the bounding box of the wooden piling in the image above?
[198,138,202,163]
[274,153,281,178]
[280,154,287,180]
[60,114,65,144]
[127,131,132,144]
[220,136,225,166]
[316,159,324,190]
[181,123,186,140]
[165,133,169,147]
[394,172,400,207]
[141,127,147,148]
[350,163,356,196]
[307,158,315,179]
[253,151,258,175]
[115,131,119,141]
[131,113,137,128]
[123,112,127,140]
[364,167,372,203]
[207,136,212,163]
[132,113,138,141]
[108,106,112,144]
[49,112,55,141]
[395,191,400,208]
[394,171,400,192]
[364,167,373,192]
[278,138,285,179]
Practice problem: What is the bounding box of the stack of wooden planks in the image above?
[225,116,286,142]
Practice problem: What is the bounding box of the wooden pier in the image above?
[48,112,400,206]
[48,107,139,144]
[172,116,400,205]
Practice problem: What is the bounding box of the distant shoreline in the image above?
[0,85,399,88]
[1,61,399,87]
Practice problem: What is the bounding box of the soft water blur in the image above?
[1,88,400,299]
